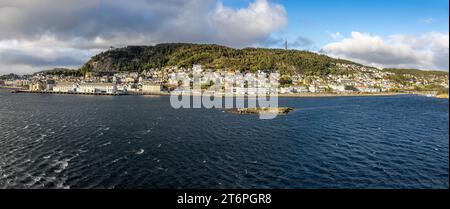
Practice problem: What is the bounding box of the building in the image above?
[46,80,56,91]
[116,84,128,93]
[329,84,346,93]
[124,77,136,83]
[76,83,117,94]
[233,87,260,95]
[4,80,14,86]
[279,87,290,94]
[355,86,380,93]
[291,86,309,93]
[53,83,76,93]
[13,80,30,87]
[30,82,45,91]
[141,83,161,94]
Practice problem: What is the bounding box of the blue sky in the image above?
[0,0,448,73]
[224,0,449,49]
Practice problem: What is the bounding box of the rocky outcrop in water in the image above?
[224,107,294,115]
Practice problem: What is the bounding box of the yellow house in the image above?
[30,82,45,91]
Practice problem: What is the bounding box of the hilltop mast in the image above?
[285,39,288,50]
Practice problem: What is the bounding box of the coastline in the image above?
[179,92,413,98]
[276,92,409,98]
[2,87,446,99]
[436,94,449,99]
[0,86,23,90]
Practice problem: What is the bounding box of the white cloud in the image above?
[327,31,342,40]
[0,0,287,74]
[213,0,287,46]
[419,18,434,24]
[0,35,100,74]
[323,32,449,71]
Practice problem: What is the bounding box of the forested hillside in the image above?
[82,43,362,75]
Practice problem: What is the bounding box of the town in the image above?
[0,63,448,97]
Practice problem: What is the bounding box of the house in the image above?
[100,76,110,83]
[30,82,45,91]
[124,77,136,83]
[46,80,56,91]
[193,65,203,74]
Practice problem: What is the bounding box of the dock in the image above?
[11,90,125,96]
[127,91,170,96]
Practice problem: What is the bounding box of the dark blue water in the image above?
[0,89,448,189]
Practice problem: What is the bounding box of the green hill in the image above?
[79,43,448,78]
[35,68,82,77]
[81,43,362,76]
[384,68,449,76]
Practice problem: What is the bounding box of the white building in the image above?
[234,87,260,95]
[13,80,30,87]
[291,86,309,93]
[355,86,380,93]
[279,87,290,94]
[53,83,76,92]
[141,83,161,94]
[329,84,346,93]
[76,83,117,94]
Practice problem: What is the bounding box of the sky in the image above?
[0,0,448,74]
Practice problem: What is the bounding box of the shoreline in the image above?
[170,92,415,98]
[0,86,23,90]
[277,92,409,98]
[2,87,447,99]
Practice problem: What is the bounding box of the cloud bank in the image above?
[0,0,287,74]
[323,32,449,71]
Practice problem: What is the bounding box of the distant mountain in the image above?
[81,43,366,75]
[0,73,21,80]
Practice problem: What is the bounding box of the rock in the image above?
[224,107,294,115]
